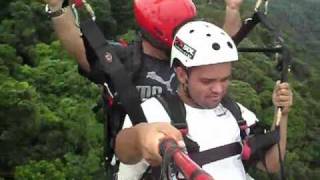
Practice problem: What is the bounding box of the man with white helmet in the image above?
[115,21,293,180]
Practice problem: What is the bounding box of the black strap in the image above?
[221,96,242,122]
[189,142,242,166]
[80,19,147,125]
[233,11,282,46]
[233,12,261,45]
[248,129,280,154]
[156,94,187,130]
[156,94,244,165]
[220,96,247,139]
[156,94,247,149]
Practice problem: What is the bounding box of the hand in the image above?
[225,0,243,9]
[135,122,184,166]
[272,81,293,115]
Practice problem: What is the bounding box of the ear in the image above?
[175,66,188,84]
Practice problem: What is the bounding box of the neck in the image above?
[142,40,168,60]
[177,86,202,109]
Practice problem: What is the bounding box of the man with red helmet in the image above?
[45,0,243,93]
[133,0,197,50]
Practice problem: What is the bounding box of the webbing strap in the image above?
[233,12,260,45]
[221,96,247,139]
[189,142,242,166]
[156,94,187,129]
[80,19,146,125]
[233,11,282,46]
[248,129,280,155]
[221,96,242,122]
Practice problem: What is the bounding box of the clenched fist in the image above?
[272,81,293,115]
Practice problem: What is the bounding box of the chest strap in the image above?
[189,142,242,167]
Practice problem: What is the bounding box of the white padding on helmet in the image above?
[170,21,238,67]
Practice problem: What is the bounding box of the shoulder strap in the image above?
[80,19,146,125]
[155,94,199,154]
[221,96,247,139]
[129,37,144,80]
[221,96,242,122]
[155,94,187,130]
[112,37,143,80]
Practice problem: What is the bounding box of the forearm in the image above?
[51,7,90,72]
[223,5,242,37]
[258,109,288,172]
[115,126,143,164]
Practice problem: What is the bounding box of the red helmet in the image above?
[134,0,197,49]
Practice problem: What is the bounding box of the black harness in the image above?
[138,94,280,179]
[80,19,147,178]
[156,94,279,166]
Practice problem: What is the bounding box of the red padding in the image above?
[241,140,252,160]
[73,0,84,8]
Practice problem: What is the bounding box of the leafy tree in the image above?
[0,0,52,66]
[0,78,40,175]
[15,160,66,180]
[109,0,136,35]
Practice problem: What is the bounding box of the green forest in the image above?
[0,0,319,179]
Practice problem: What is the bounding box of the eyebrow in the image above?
[200,74,231,81]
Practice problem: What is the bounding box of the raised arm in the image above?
[45,0,90,72]
[257,81,293,172]
[223,0,243,37]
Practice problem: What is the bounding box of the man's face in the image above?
[186,62,232,109]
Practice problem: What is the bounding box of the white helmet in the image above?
[170,21,238,67]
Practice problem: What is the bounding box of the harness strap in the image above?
[248,129,280,153]
[242,129,280,160]
[221,96,247,139]
[80,19,147,125]
[233,11,282,46]
[156,94,187,130]
[232,12,260,45]
[189,142,242,166]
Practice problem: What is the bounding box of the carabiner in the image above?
[83,0,96,21]
[72,0,96,21]
[71,4,80,27]
[254,0,269,15]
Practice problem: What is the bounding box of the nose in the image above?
[210,82,224,94]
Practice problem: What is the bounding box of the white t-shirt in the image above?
[117,97,258,180]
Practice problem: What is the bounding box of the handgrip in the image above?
[160,139,214,180]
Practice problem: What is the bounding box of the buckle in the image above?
[254,0,269,14]
[103,83,115,106]
[45,4,66,18]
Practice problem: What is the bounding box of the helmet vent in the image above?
[189,29,194,33]
[221,32,226,35]
[227,41,233,49]
[212,43,221,50]
[206,33,211,37]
